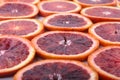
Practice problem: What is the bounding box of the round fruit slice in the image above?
[0,0,39,4]
[81,6,120,22]
[38,1,81,16]
[0,35,35,77]
[88,46,120,80]
[14,60,98,80]
[89,22,120,46]
[0,19,44,39]
[32,31,99,60]
[74,0,116,7]
[43,13,93,31]
[0,2,38,20]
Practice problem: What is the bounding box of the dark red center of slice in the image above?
[77,0,113,4]
[37,33,93,55]
[95,23,120,42]
[85,7,120,18]
[22,62,90,80]
[94,48,120,77]
[0,38,29,69]
[0,3,34,17]
[42,1,77,12]
[48,15,87,27]
[0,20,37,36]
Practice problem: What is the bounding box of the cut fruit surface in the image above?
[0,35,35,77]
[38,1,81,16]
[74,0,116,7]
[32,31,99,60]
[14,60,98,80]
[81,6,120,22]
[43,13,93,31]
[0,2,38,20]
[0,19,44,39]
[88,46,120,80]
[0,0,39,4]
[89,22,120,46]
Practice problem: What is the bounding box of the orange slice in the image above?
[88,46,120,80]
[43,13,93,31]
[0,19,44,39]
[14,60,98,80]
[0,2,38,20]
[74,0,116,7]
[0,35,35,77]
[32,31,99,60]
[89,22,120,46]
[37,1,81,16]
[81,6,120,22]
[0,0,40,4]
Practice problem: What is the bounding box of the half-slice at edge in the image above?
[0,35,35,77]
[14,60,98,80]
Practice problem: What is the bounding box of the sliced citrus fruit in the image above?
[88,46,120,80]
[43,13,93,31]
[89,22,120,46]
[32,31,99,60]
[0,35,35,77]
[81,6,120,22]
[0,0,39,4]
[37,1,81,16]
[14,60,98,80]
[74,0,116,7]
[0,19,44,39]
[0,2,38,20]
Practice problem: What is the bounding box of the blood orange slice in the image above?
[0,2,38,20]
[14,60,98,80]
[0,35,35,77]
[88,46,120,80]
[74,0,116,7]
[89,22,120,46]
[37,1,81,16]
[32,31,99,60]
[81,6,120,22]
[0,19,44,39]
[0,0,39,4]
[43,13,93,31]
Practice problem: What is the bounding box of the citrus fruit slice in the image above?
[38,1,81,16]
[0,19,44,39]
[0,2,38,20]
[32,31,99,60]
[14,60,98,80]
[81,6,120,22]
[74,0,116,7]
[88,46,120,80]
[0,0,39,4]
[89,22,120,46]
[0,35,35,77]
[43,13,93,31]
